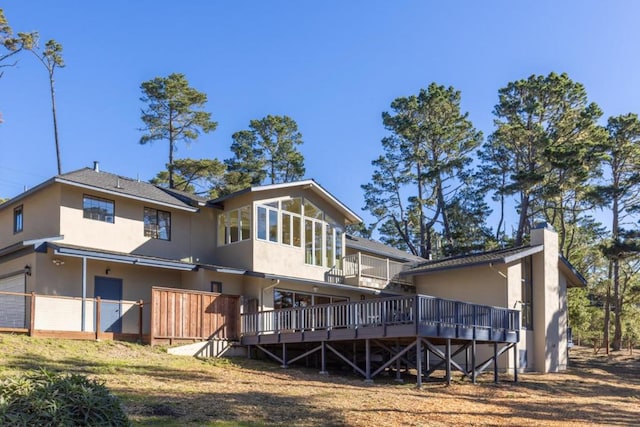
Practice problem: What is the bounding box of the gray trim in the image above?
[501,245,544,264]
[198,264,247,275]
[401,245,545,277]
[49,243,196,271]
[559,255,587,287]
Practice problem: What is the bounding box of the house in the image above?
[0,163,585,382]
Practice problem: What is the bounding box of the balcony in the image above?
[326,253,414,292]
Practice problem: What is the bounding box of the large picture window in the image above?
[256,197,343,268]
[218,206,251,245]
[144,207,171,240]
[83,195,114,223]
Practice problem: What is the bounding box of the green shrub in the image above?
[0,369,129,426]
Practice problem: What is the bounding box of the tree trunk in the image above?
[515,193,530,246]
[168,111,175,189]
[604,261,612,355]
[49,72,62,175]
[611,193,622,351]
[612,258,622,351]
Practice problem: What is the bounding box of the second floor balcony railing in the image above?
[341,253,413,286]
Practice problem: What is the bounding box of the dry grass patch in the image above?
[0,334,638,426]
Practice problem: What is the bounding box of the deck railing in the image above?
[241,294,520,340]
[341,253,413,286]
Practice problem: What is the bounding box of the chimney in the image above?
[93,161,100,172]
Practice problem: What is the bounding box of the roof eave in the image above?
[559,255,587,288]
[54,178,198,212]
[209,180,362,224]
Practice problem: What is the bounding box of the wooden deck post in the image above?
[320,341,328,375]
[281,343,288,368]
[29,292,36,336]
[416,338,423,388]
[513,342,518,383]
[364,339,372,383]
[445,338,451,386]
[493,342,499,383]
[471,339,477,384]
[395,340,402,382]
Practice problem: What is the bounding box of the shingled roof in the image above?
[345,234,425,263]
[55,168,198,211]
[401,245,544,276]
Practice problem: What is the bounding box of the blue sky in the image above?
[1,1,639,231]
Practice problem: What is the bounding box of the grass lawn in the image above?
[1,334,639,426]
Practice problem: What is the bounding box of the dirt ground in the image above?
[1,336,638,426]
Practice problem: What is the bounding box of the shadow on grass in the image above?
[122,390,345,426]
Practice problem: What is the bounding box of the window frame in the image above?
[218,206,251,246]
[83,195,115,223]
[144,207,172,241]
[13,205,23,234]
[256,197,344,268]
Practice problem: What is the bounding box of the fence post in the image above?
[138,300,144,343]
[150,289,156,347]
[29,292,36,336]
[95,297,101,341]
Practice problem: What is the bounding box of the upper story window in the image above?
[256,197,343,268]
[13,205,23,234]
[218,206,251,245]
[144,207,171,240]
[83,195,114,223]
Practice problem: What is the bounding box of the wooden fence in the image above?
[150,287,240,346]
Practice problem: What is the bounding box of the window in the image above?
[256,201,279,243]
[521,256,533,330]
[256,197,344,267]
[211,281,222,293]
[83,195,114,223]
[218,206,251,245]
[13,205,23,233]
[144,207,171,240]
[273,289,348,309]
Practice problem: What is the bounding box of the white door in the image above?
[0,274,26,328]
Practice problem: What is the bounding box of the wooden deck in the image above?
[241,295,520,345]
[240,295,520,386]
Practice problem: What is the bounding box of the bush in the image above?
[0,369,129,426]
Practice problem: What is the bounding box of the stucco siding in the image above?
[0,185,61,246]
[413,264,508,307]
[59,186,194,261]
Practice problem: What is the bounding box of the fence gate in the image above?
[151,287,240,346]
